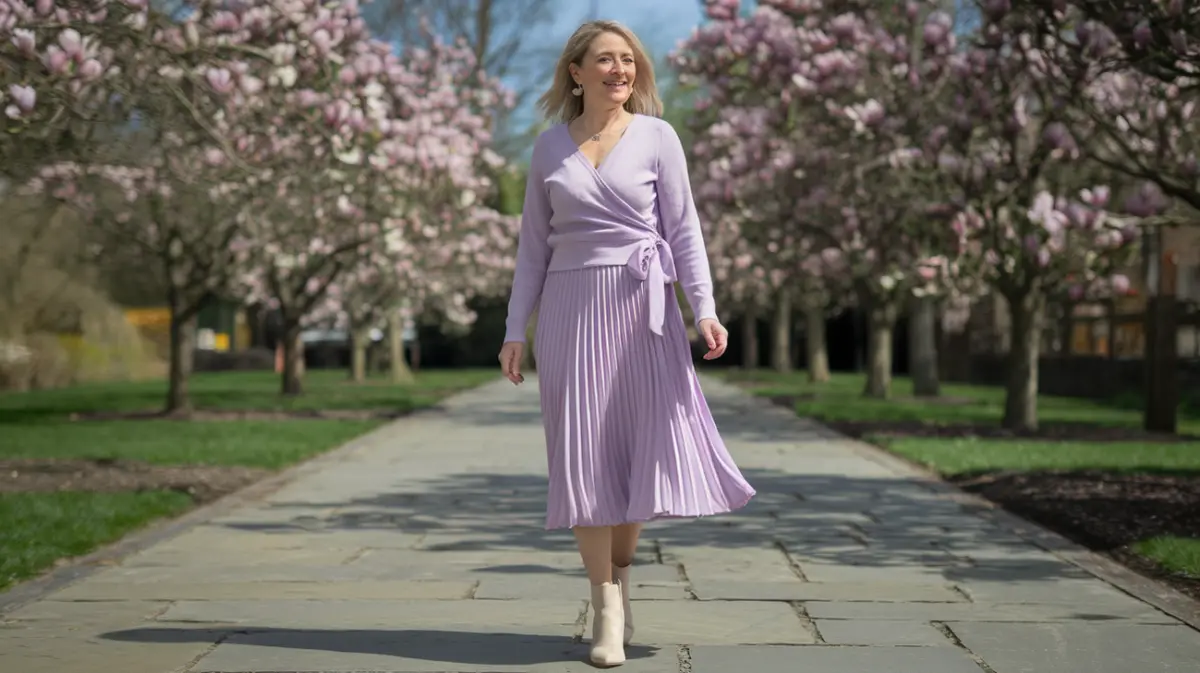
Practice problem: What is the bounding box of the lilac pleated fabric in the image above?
[503,114,756,530]
[535,266,756,529]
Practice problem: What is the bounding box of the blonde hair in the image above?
[538,20,663,124]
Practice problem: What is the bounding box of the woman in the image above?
[497,20,755,667]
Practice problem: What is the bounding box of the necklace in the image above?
[576,112,633,142]
[580,116,627,143]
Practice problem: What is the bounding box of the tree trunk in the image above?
[741,309,759,369]
[281,322,304,396]
[803,304,829,383]
[1144,295,1179,433]
[349,326,370,383]
[1143,225,1178,433]
[770,288,793,373]
[908,295,940,397]
[408,339,421,373]
[165,311,196,414]
[388,311,415,384]
[1002,290,1043,430]
[863,301,897,399]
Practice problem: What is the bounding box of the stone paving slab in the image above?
[119,546,357,568]
[955,578,1152,607]
[806,599,1181,623]
[50,580,477,601]
[946,622,1200,672]
[0,629,222,673]
[4,599,167,626]
[814,619,953,646]
[688,645,983,673]
[793,557,970,584]
[346,548,597,573]
[0,601,222,673]
[586,600,817,645]
[76,563,457,584]
[475,574,689,601]
[690,579,964,603]
[125,526,425,553]
[2,375,1199,673]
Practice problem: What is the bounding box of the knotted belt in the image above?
[625,235,677,335]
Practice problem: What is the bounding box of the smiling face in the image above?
[570,31,637,108]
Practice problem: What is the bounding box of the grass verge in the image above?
[0,368,498,591]
[721,368,1200,432]
[0,491,193,590]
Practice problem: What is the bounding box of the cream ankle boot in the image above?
[589,582,626,667]
[612,563,634,644]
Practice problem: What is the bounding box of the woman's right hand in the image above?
[498,341,525,385]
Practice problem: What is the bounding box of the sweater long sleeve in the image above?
[655,123,718,324]
[502,143,552,344]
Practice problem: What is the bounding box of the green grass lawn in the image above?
[1133,537,1200,578]
[722,369,1200,586]
[0,368,498,591]
[0,491,194,590]
[0,419,382,468]
[2,368,502,423]
[721,369,1200,432]
[881,437,1200,476]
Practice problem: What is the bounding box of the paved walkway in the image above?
[2,376,1199,672]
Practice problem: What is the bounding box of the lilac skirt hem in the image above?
[534,265,756,531]
[543,490,757,531]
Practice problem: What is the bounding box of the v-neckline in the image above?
[567,114,639,173]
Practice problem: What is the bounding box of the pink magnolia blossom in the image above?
[8,84,35,113]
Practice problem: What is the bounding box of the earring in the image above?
[571,85,582,96]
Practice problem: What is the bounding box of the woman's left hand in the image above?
[698,318,728,360]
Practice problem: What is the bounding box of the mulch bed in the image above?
[951,470,1200,601]
[0,458,271,504]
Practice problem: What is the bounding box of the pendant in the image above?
[591,133,600,141]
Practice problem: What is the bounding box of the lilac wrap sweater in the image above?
[503,114,718,344]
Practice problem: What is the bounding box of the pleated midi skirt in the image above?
[534,265,756,530]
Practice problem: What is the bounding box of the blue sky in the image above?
[500,0,705,136]
[542,0,705,61]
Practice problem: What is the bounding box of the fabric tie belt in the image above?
[625,235,677,335]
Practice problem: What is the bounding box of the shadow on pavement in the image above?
[99,627,659,666]
[208,463,1094,585]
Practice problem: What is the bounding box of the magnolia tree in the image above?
[9,0,339,412]
[1,0,151,182]
[704,211,789,370]
[676,0,968,398]
[1006,0,1200,210]
[14,1,516,402]
[25,155,247,412]
[688,104,846,377]
[230,24,513,395]
[1001,0,1190,432]
[310,203,517,385]
[939,7,1144,430]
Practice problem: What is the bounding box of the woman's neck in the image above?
[576,104,630,133]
